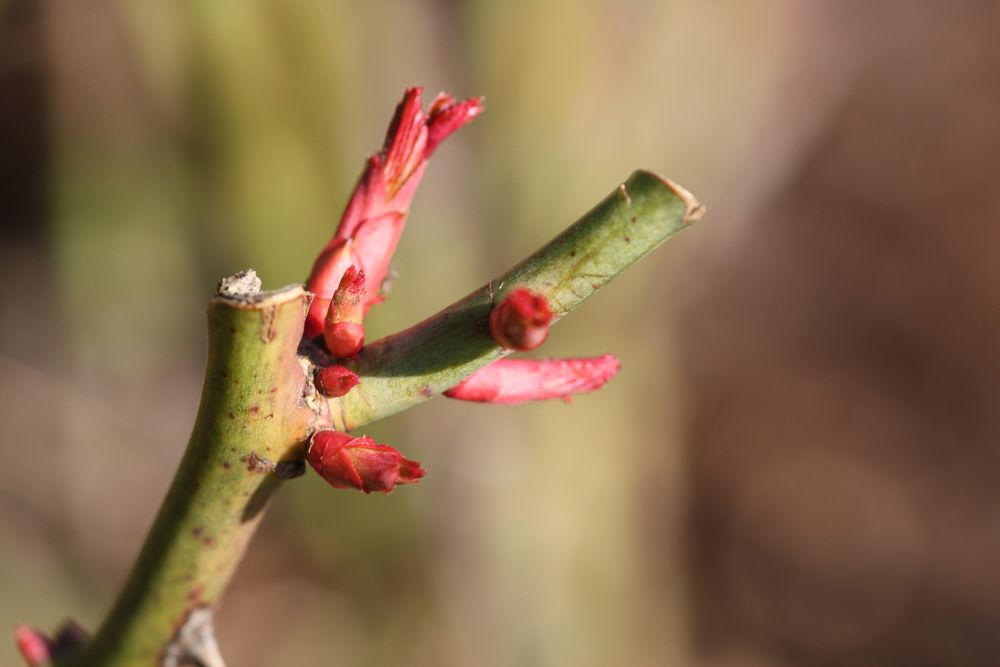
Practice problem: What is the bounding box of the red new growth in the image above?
[14,626,50,667]
[324,265,366,358]
[445,355,620,404]
[314,365,360,398]
[489,288,553,351]
[307,430,425,494]
[304,87,484,340]
[14,620,88,666]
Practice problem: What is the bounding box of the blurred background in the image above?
[3,1,1000,665]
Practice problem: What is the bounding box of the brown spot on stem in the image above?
[186,585,204,602]
[242,452,276,473]
[259,305,278,342]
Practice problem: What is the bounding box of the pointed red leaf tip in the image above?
[314,365,360,398]
[307,429,425,494]
[14,625,51,666]
[304,237,361,340]
[324,265,366,358]
[14,620,88,666]
[304,87,484,339]
[489,288,553,351]
[425,92,485,157]
[381,87,428,199]
[444,355,621,404]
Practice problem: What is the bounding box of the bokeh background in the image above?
[4,1,1000,666]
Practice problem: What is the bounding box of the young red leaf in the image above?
[304,87,484,337]
[444,355,620,404]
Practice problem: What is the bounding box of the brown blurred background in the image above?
[3,1,999,666]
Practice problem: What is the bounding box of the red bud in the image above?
[14,626,51,666]
[444,355,620,404]
[304,238,360,339]
[304,87,484,337]
[314,365,360,398]
[489,288,553,351]
[14,620,89,666]
[324,265,366,358]
[307,430,425,494]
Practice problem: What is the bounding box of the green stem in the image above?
[325,170,702,431]
[62,281,314,667]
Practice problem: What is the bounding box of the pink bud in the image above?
[14,625,52,666]
[489,288,553,351]
[314,365,360,398]
[304,238,360,339]
[304,87,484,337]
[324,265,366,358]
[307,430,425,494]
[444,355,621,404]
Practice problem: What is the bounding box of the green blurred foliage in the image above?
[0,1,788,665]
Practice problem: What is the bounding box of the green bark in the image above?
[61,283,314,667]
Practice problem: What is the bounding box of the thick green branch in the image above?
[62,280,315,667]
[326,170,703,431]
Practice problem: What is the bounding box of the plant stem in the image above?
[61,281,314,667]
[324,170,702,431]
[52,170,701,665]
